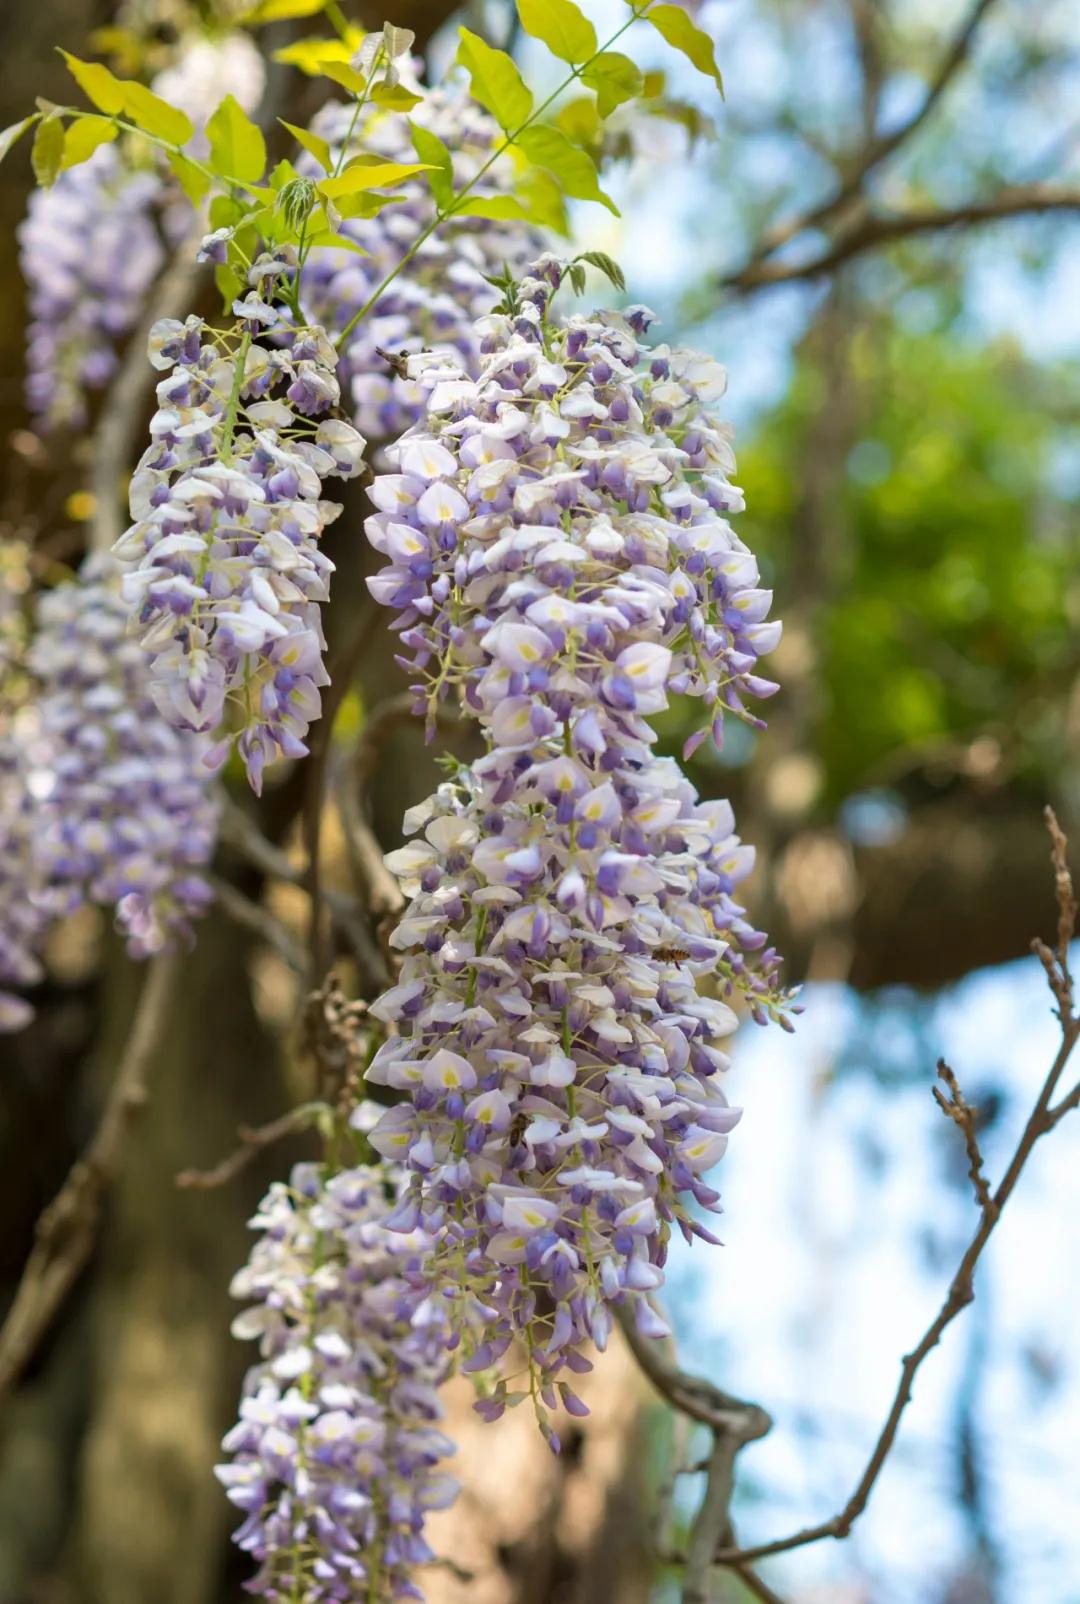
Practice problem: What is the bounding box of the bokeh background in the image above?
[1,1,1078,1602]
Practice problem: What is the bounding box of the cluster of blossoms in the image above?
[0,554,218,1029]
[359,259,788,1423]
[110,255,366,792]
[219,1156,458,1601]
[18,31,263,431]
[301,85,539,445]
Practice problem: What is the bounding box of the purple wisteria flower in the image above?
[360,260,791,1432]
[111,255,366,793]
[219,1159,458,1601]
[300,86,541,446]
[18,31,264,431]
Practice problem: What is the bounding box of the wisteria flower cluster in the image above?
[111,256,366,793]
[0,554,218,1029]
[18,30,264,431]
[302,85,540,445]
[219,1158,458,1602]
[360,258,789,1426]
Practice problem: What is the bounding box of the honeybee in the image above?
[655,944,692,963]
[509,1112,529,1147]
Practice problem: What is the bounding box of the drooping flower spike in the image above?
[219,1158,458,1601]
[111,253,366,793]
[361,259,791,1434]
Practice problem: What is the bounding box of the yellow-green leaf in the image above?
[515,124,617,214]
[408,121,453,210]
[273,33,361,74]
[318,61,367,96]
[516,167,569,235]
[58,51,125,116]
[306,229,369,255]
[456,27,533,132]
[582,50,643,117]
[372,82,422,111]
[0,115,38,168]
[206,94,266,184]
[60,114,118,168]
[241,0,328,21]
[123,81,194,146]
[516,0,596,63]
[454,194,532,222]
[280,119,332,173]
[31,114,65,188]
[646,4,723,93]
[319,160,433,200]
[168,149,211,205]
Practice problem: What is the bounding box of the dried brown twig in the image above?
[710,807,1079,1572]
[932,1060,995,1218]
[0,956,179,1407]
[176,1105,317,1191]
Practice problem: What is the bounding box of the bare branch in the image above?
[209,873,307,973]
[735,0,1001,273]
[714,812,1080,1568]
[0,956,178,1407]
[933,1059,995,1218]
[176,1104,317,1191]
[618,1305,771,1438]
[724,185,1080,292]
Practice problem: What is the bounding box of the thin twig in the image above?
[714,809,1079,1568]
[933,1059,995,1218]
[724,185,1080,291]
[176,1104,317,1190]
[618,1305,771,1437]
[0,956,179,1407]
[209,873,307,973]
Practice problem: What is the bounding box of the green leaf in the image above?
[455,194,532,222]
[31,115,65,187]
[515,0,596,63]
[60,114,118,168]
[318,61,367,96]
[577,249,626,292]
[408,121,453,210]
[517,166,569,235]
[241,0,328,21]
[168,149,211,205]
[646,5,723,93]
[215,260,244,313]
[515,124,618,214]
[206,94,266,184]
[456,27,533,132]
[0,115,38,168]
[58,51,126,116]
[319,159,433,200]
[123,81,194,146]
[305,229,370,255]
[582,50,643,117]
[372,82,422,111]
[273,33,361,74]
[280,119,332,173]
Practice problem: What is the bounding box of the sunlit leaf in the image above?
[516,166,569,235]
[240,0,328,21]
[57,51,126,116]
[272,33,362,74]
[646,5,723,93]
[60,114,118,168]
[456,27,533,132]
[305,229,370,255]
[318,61,367,96]
[319,159,433,200]
[206,94,267,184]
[408,121,453,210]
[515,124,618,213]
[516,0,596,64]
[280,119,332,173]
[0,115,38,168]
[372,82,422,111]
[31,115,65,187]
[123,81,194,146]
[582,51,643,117]
[454,194,532,222]
[168,149,211,205]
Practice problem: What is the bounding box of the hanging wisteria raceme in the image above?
[18,30,264,430]
[301,84,541,446]
[218,1155,458,1601]
[111,253,367,793]
[27,554,218,958]
[0,717,53,1032]
[360,258,790,1432]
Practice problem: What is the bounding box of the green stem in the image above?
[333,0,657,351]
[219,330,253,463]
